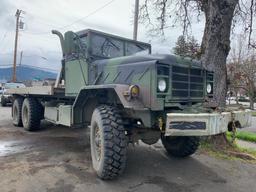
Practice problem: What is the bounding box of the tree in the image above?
[173,35,201,59]
[228,34,247,105]
[140,0,256,108]
[228,34,256,109]
[173,35,188,57]
[241,54,256,109]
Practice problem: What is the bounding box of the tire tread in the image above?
[95,105,127,180]
[161,136,199,157]
[22,97,42,131]
[13,97,23,126]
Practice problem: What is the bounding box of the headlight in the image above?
[206,83,212,94]
[129,85,140,98]
[158,79,167,92]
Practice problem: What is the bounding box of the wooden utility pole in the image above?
[19,51,23,66]
[133,0,139,41]
[12,9,22,82]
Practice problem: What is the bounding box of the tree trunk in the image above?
[249,98,254,110]
[200,0,239,147]
[249,81,255,110]
[201,0,238,108]
[235,90,239,104]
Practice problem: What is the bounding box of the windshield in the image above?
[4,83,25,89]
[126,42,150,56]
[91,34,123,58]
[91,33,150,59]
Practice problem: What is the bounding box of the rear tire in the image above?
[90,105,127,180]
[1,96,7,107]
[22,97,42,131]
[12,97,23,127]
[161,136,200,157]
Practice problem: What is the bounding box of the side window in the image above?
[73,35,87,56]
[79,36,87,52]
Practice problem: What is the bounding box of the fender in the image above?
[72,84,148,126]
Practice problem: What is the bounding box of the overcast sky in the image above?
[0,0,207,71]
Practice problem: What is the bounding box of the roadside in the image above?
[243,114,256,133]
[229,116,256,152]
[225,101,256,152]
[236,140,256,151]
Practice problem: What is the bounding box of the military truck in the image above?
[8,29,251,180]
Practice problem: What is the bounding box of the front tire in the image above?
[22,97,42,131]
[161,136,200,157]
[12,97,23,127]
[90,105,127,180]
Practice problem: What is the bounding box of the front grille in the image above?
[172,66,204,99]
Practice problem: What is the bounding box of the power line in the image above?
[0,31,10,51]
[0,31,8,43]
[58,0,116,30]
[25,12,63,28]
[22,0,116,35]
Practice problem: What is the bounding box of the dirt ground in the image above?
[0,106,256,192]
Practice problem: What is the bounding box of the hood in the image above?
[94,54,203,68]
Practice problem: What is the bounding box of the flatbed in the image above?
[7,86,65,96]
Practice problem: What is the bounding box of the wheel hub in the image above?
[13,106,18,121]
[23,106,28,125]
[94,125,102,161]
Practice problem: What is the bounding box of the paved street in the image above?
[243,116,256,133]
[0,106,256,192]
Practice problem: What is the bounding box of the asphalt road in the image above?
[243,116,256,133]
[0,106,256,192]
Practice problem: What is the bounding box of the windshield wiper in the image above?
[104,38,120,51]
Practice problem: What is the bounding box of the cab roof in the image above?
[75,29,151,51]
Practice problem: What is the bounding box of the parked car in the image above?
[238,96,250,102]
[1,82,26,106]
[0,86,3,95]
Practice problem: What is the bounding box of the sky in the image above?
[0,0,206,72]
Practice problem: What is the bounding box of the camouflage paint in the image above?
[59,29,212,127]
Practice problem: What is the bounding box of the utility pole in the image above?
[133,0,139,41]
[19,51,23,66]
[12,9,22,82]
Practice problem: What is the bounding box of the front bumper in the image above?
[165,110,252,136]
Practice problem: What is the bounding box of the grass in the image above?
[199,141,234,160]
[226,131,256,143]
[199,139,256,162]
[251,111,256,117]
[237,145,256,157]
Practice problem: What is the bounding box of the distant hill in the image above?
[0,65,57,82]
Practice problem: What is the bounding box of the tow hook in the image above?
[158,117,165,133]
